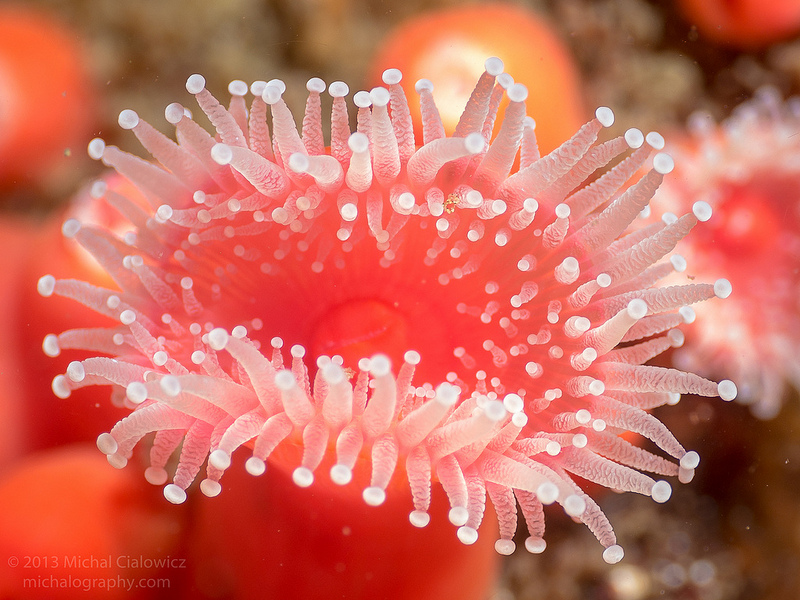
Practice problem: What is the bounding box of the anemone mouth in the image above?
[698,175,797,261]
[310,299,410,372]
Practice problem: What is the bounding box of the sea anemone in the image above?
[658,87,800,419]
[676,0,800,50]
[39,58,736,563]
[0,4,96,191]
[367,3,584,154]
[0,445,183,600]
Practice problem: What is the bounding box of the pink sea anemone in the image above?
[659,87,800,419]
[39,58,736,563]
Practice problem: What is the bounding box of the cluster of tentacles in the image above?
[39,58,736,563]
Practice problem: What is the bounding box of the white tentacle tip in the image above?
[651,480,672,503]
[322,362,345,385]
[274,370,297,391]
[347,131,369,153]
[306,77,326,93]
[266,79,287,94]
[210,143,233,165]
[670,254,687,272]
[525,537,546,554]
[563,494,587,517]
[596,273,611,288]
[626,298,648,320]
[495,539,516,555]
[328,81,349,98]
[353,90,372,108]
[159,375,181,397]
[125,381,147,405]
[288,152,310,174]
[679,306,696,324]
[245,456,266,476]
[653,152,675,174]
[680,450,700,470]
[66,361,85,382]
[646,131,665,149]
[536,481,559,505]
[185,74,206,94]
[200,479,222,498]
[165,102,187,124]
[679,467,695,484]
[228,79,249,96]
[714,278,732,299]
[292,466,314,488]
[381,68,402,85]
[498,73,514,90]
[144,467,168,486]
[262,83,284,105]
[448,506,469,526]
[464,132,485,154]
[512,412,528,427]
[484,57,504,76]
[369,354,391,377]
[603,545,625,564]
[624,128,644,148]
[403,350,421,365]
[588,379,605,396]
[209,449,232,470]
[156,204,174,222]
[42,334,60,358]
[457,526,479,545]
[37,275,56,297]
[87,137,106,160]
[496,72,513,91]
[718,379,738,401]
[414,78,433,93]
[409,510,431,528]
[507,83,528,103]
[164,484,188,505]
[90,180,107,198]
[595,106,614,127]
[330,464,353,485]
[106,454,127,469]
[96,432,118,455]
[502,393,524,414]
[435,382,460,407]
[118,109,139,129]
[483,400,508,423]
[369,87,390,107]
[207,328,230,351]
[249,80,267,96]
[668,328,685,348]
[692,200,713,221]
[363,486,387,506]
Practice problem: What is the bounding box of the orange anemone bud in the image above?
[368,4,584,155]
[676,0,800,49]
[0,5,97,188]
[0,446,183,600]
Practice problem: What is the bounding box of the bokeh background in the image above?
[2,0,800,598]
